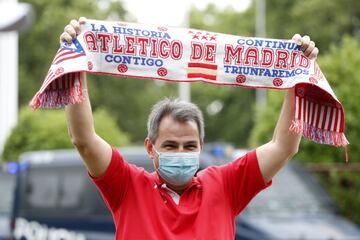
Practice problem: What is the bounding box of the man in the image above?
[61,17,318,239]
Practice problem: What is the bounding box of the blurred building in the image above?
[0,0,33,156]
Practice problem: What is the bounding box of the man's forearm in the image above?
[272,88,301,157]
[256,89,302,182]
[65,73,96,145]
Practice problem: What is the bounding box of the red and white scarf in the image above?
[30,19,349,152]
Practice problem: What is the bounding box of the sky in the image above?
[121,0,251,27]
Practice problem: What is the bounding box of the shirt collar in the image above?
[151,171,202,190]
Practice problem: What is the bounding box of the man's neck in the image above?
[164,183,187,195]
[156,172,192,195]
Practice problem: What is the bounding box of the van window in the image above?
[59,171,85,208]
[20,166,92,218]
[245,163,333,215]
[27,171,58,208]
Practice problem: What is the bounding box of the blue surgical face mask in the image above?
[154,147,200,187]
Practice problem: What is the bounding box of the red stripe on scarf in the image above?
[187,73,217,81]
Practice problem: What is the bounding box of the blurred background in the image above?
[1,0,360,237]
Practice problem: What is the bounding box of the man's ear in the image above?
[144,138,154,160]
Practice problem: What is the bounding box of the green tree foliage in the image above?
[248,90,283,146]
[318,172,360,226]
[189,3,255,36]
[88,77,178,143]
[249,0,360,51]
[191,83,255,146]
[289,0,360,51]
[1,107,130,161]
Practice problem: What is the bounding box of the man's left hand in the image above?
[292,34,319,60]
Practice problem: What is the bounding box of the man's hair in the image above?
[147,98,204,144]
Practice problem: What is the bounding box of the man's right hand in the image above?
[59,17,87,45]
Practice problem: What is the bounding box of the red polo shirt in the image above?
[91,148,271,240]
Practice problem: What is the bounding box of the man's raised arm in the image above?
[256,34,319,183]
[62,18,112,177]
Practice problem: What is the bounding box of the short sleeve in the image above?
[220,149,272,216]
[89,147,130,212]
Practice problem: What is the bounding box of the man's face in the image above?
[145,116,202,189]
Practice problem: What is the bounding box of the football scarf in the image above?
[30,19,349,151]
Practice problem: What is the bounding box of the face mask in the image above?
[154,147,200,187]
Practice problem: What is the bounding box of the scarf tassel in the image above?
[290,119,349,162]
[30,73,83,109]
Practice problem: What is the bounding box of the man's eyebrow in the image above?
[160,140,199,146]
[161,140,178,145]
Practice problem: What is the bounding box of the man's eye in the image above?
[186,146,197,150]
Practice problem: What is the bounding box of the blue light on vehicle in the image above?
[212,146,225,157]
[7,162,18,174]
[19,161,30,171]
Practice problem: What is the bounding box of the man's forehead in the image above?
[158,117,198,133]
[155,116,200,144]
[156,128,201,145]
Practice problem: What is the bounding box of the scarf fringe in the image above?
[289,119,349,147]
[30,83,83,109]
[290,119,349,161]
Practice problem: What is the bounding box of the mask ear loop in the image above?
[152,145,161,157]
[152,146,164,186]
[150,145,161,171]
